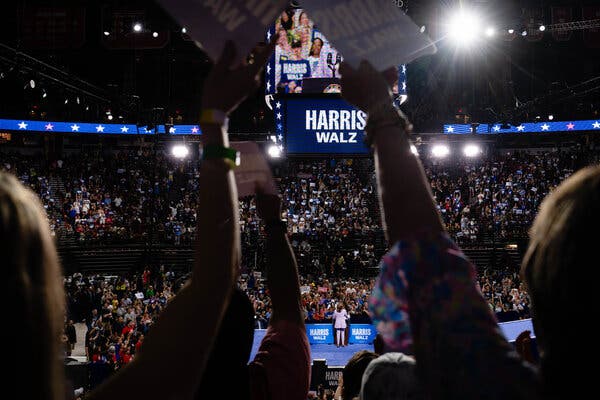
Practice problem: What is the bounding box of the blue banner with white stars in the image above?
[0,119,201,135]
[444,120,600,134]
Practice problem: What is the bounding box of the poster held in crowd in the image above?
[157,0,288,62]
[230,141,277,198]
[300,0,436,71]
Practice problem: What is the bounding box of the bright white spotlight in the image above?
[485,27,495,37]
[152,32,158,38]
[508,28,515,34]
[181,27,187,34]
[107,114,113,121]
[463,144,481,158]
[420,25,426,33]
[521,30,528,36]
[29,79,36,89]
[172,145,189,159]
[267,144,281,158]
[447,10,482,47]
[548,115,554,120]
[103,31,110,36]
[539,25,546,32]
[133,23,142,32]
[410,145,419,155]
[431,144,450,158]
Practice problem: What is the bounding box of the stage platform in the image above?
[250,329,374,367]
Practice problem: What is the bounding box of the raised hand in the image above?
[202,39,276,114]
[340,60,394,113]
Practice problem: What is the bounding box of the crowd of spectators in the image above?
[65,259,530,364]
[423,150,595,245]
[63,266,184,378]
[2,146,598,277]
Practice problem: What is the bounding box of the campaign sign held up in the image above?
[157,0,288,62]
[284,98,369,155]
[301,0,436,70]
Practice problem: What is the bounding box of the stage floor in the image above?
[250,329,374,367]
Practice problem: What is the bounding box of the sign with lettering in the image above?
[280,59,311,83]
[301,0,436,70]
[306,325,334,344]
[349,324,377,344]
[324,368,343,389]
[284,98,368,155]
[157,0,288,62]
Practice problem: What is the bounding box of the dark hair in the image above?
[373,333,385,355]
[342,350,378,400]
[309,38,324,57]
[2,172,65,400]
[281,10,294,30]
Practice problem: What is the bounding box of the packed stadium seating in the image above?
[4,146,598,274]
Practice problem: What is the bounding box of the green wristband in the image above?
[202,145,240,168]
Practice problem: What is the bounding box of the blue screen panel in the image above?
[284,98,369,154]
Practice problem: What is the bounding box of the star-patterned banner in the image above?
[265,25,276,95]
[443,120,600,134]
[0,119,201,135]
[274,99,284,143]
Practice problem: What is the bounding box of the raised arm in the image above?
[256,191,303,325]
[89,40,274,400]
[340,61,443,244]
[249,189,310,400]
[341,61,539,399]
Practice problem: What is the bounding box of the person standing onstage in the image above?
[332,303,349,347]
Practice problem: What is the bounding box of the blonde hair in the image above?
[521,164,600,390]
[1,172,65,400]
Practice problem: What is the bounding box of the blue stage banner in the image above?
[284,98,369,154]
[305,320,531,345]
[306,324,334,344]
[349,324,377,344]
[0,119,201,135]
[444,120,600,134]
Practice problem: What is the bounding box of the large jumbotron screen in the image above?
[265,7,403,96]
[269,7,344,94]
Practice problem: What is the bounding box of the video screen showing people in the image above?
[273,7,343,94]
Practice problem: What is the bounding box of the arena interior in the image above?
[2,1,599,399]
